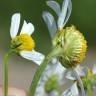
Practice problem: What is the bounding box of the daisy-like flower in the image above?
[35,58,67,96]
[35,0,87,96]
[63,64,96,96]
[10,13,45,65]
[43,0,87,68]
[35,60,82,96]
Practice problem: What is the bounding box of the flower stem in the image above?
[72,67,86,96]
[4,50,12,96]
[28,46,61,96]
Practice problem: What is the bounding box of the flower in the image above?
[35,58,67,96]
[56,26,87,68]
[41,0,87,95]
[43,0,87,68]
[35,60,83,96]
[63,64,96,96]
[10,13,45,65]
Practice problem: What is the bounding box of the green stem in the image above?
[87,84,93,96]
[4,50,12,96]
[72,68,86,96]
[28,46,61,96]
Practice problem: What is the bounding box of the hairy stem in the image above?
[4,50,12,96]
[28,46,61,96]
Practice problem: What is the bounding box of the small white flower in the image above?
[63,64,96,96]
[35,60,83,96]
[35,58,67,96]
[10,13,45,65]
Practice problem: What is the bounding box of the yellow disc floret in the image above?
[11,34,35,51]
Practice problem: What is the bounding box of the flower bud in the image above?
[45,75,59,93]
[52,25,87,68]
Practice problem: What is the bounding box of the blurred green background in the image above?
[0,0,96,90]
[0,0,96,52]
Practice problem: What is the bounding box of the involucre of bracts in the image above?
[52,25,87,68]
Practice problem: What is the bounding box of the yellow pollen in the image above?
[11,34,35,51]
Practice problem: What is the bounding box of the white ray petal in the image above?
[20,50,45,65]
[49,90,59,96]
[35,84,45,96]
[62,82,79,96]
[54,61,68,85]
[63,0,72,27]
[41,59,59,81]
[54,60,66,76]
[71,82,79,96]
[58,0,70,29]
[42,11,57,38]
[20,20,34,35]
[66,65,87,81]
[46,0,61,16]
[75,65,87,77]
[10,13,20,38]
[66,70,76,80]
[93,64,96,74]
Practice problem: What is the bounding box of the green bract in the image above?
[45,75,59,93]
[53,26,87,68]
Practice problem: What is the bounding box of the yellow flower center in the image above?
[11,34,35,51]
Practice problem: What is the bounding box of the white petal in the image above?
[62,82,79,96]
[93,64,96,74]
[49,90,59,96]
[75,65,87,77]
[10,13,20,38]
[54,61,66,76]
[51,58,58,64]
[20,50,45,65]
[54,61,68,85]
[66,70,76,80]
[38,58,60,86]
[35,59,59,96]
[71,82,79,96]
[63,0,72,27]
[66,65,87,81]
[41,59,59,81]
[58,0,70,29]
[35,84,45,96]
[42,11,57,38]
[46,0,61,16]
[20,20,34,35]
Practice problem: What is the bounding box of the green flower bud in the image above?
[52,25,87,68]
[44,75,59,93]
